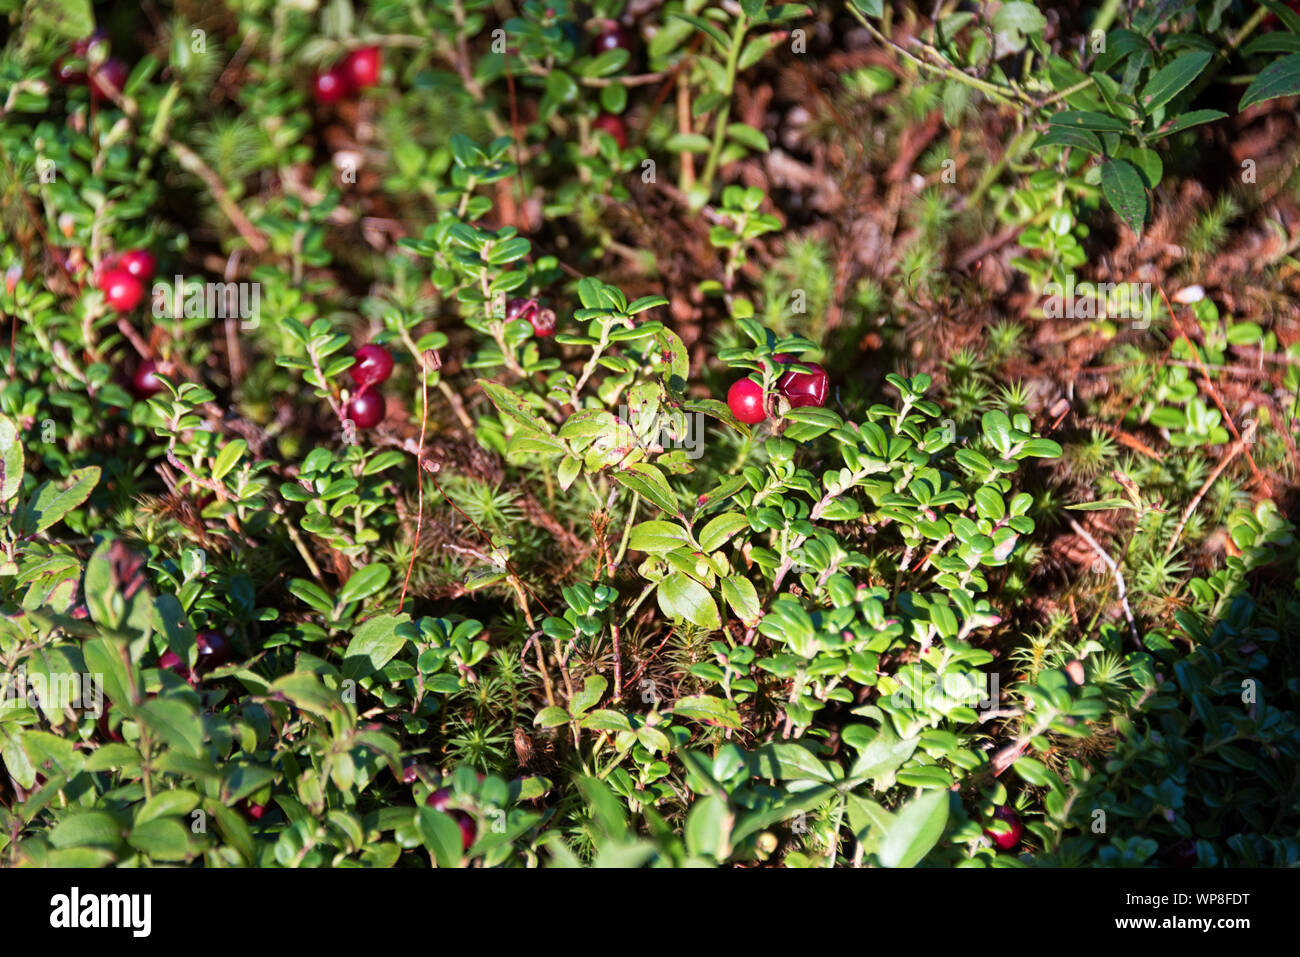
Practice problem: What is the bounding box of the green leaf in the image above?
[876,790,948,868]
[211,440,246,482]
[570,675,608,716]
[0,413,23,504]
[23,466,100,534]
[534,706,571,728]
[49,811,125,851]
[685,794,733,861]
[477,380,554,436]
[726,122,769,152]
[669,13,730,54]
[417,807,466,866]
[342,614,410,680]
[627,520,692,554]
[1048,110,1130,132]
[1139,51,1211,113]
[752,743,836,782]
[721,575,761,626]
[1099,158,1147,236]
[698,512,749,552]
[672,694,741,730]
[337,563,391,605]
[657,572,721,630]
[128,817,191,860]
[613,463,679,517]
[1240,53,1300,111]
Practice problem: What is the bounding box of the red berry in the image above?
[592,24,634,54]
[984,805,1023,850]
[592,114,628,149]
[312,67,352,104]
[238,799,267,821]
[454,811,477,851]
[777,358,828,409]
[118,249,155,281]
[130,359,163,399]
[395,759,419,785]
[727,378,766,424]
[98,268,143,312]
[343,46,382,89]
[97,711,123,742]
[54,57,87,85]
[195,630,232,669]
[426,788,452,812]
[528,305,557,338]
[350,344,394,386]
[89,58,128,101]
[157,650,195,684]
[345,388,386,429]
[506,297,536,321]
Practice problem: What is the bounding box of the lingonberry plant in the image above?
[1,0,1298,875]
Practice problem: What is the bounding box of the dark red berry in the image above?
[130,359,163,399]
[777,356,828,409]
[426,788,452,812]
[395,759,419,785]
[592,113,628,150]
[350,344,394,386]
[727,378,766,424]
[345,388,386,429]
[157,650,195,685]
[54,58,87,85]
[89,58,128,101]
[238,799,267,821]
[984,805,1023,850]
[506,297,537,321]
[528,305,557,338]
[98,711,123,742]
[312,67,351,104]
[343,46,382,89]
[118,249,156,281]
[592,23,634,54]
[454,811,476,851]
[195,630,232,669]
[99,268,143,312]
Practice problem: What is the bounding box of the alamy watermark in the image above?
[1042,276,1153,328]
[1,667,103,716]
[151,276,261,329]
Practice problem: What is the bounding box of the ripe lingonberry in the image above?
[89,58,128,101]
[195,630,233,669]
[592,114,628,149]
[776,355,828,408]
[346,388,386,429]
[130,359,163,399]
[157,650,196,685]
[984,805,1023,850]
[99,268,144,312]
[312,67,351,104]
[592,23,634,54]
[118,250,156,281]
[727,378,767,424]
[343,46,382,89]
[350,344,395,387]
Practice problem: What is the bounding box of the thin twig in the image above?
[1069,518,1141,650]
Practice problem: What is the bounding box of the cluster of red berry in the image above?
[312,46,383,104]
[727,354,829,425]
[345,343,395,429]
[53,32,128,102]
[506,296,556,337]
